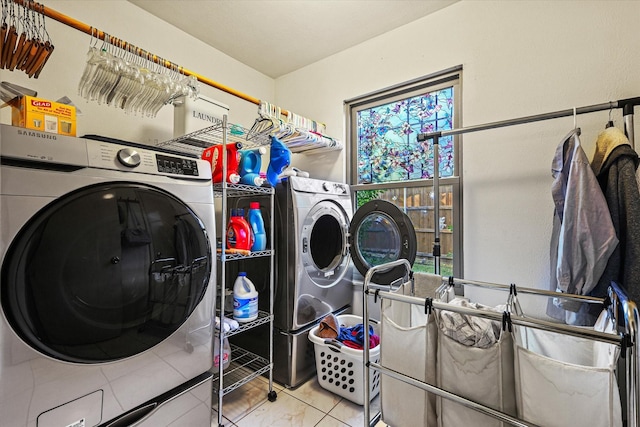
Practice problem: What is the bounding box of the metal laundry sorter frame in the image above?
[358,96,640,425]
[360,259,640,427]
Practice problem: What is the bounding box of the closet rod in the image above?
[418,97,640,142]
[13,0,291,115]
[420,96,639,275]
[445,277,606,305]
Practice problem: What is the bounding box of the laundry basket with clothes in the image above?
[436,298,517,427]
[309,314,380,405]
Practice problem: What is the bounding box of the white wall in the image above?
[3,1,639,316]
[275,1,640,314]
[0,0,275,143]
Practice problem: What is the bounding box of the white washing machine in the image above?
[0,124,215,427]
[239,176,417,387]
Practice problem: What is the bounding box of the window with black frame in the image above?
[347,67,462,277]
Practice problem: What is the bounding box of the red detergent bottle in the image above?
[226,208,253,251]
[202,142,242,184]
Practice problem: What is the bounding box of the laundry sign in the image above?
[173,94,229,137]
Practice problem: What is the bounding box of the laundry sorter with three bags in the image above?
[359,260,639,427]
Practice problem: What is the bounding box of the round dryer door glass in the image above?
[1,182,211,363]
[349,199,417,285]
[354,212,402,266]
[301,200,350,288]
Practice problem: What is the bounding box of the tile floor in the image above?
[212,374,386,427]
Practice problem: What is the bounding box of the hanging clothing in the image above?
[547,129,618,324]
[589,127,640,309]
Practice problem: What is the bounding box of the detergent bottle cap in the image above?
[250,202,260,209]
[238,272,247,277]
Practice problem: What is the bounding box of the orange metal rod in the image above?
[12,0,287,113]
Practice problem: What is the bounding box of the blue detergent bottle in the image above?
[248,202,267,251]
[239,147,267,186]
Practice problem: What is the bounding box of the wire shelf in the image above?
[215,310,273,339]
[212,344,272,396]
[213,183,274,198]
[157,119,271,157]
[216,249,273,261]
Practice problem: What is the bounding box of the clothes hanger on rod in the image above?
[77,29,198,117]
[0,0,53,77]
[606,102,615,129]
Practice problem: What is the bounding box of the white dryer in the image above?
[267,176,417,387]
[0,124,215,426]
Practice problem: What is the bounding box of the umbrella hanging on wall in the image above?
[1,0,54,78]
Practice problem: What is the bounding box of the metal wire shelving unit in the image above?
[160,116,277,427]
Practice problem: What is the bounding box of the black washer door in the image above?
[348,199,416,284]
[1,182,211,363]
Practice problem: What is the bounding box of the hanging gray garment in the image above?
[590,127,640,310]
[547,129,618,323]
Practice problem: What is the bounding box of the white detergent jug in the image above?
[233,272,258,322]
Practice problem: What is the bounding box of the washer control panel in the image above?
[86,139,207,179]
[322,181,348,195]
[330,182,348,195]
[156,153,200,176]
[117,148,141,168]
[289,175,349,196]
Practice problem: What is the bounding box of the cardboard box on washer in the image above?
[11,95,76,136]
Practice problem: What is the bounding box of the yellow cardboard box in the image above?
[11,96,76,136]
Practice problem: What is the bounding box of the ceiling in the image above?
[128,0,459,79]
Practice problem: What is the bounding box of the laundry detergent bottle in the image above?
[233,272,258,322]
[248,202,267,251]
[239,147,267,186]
[226,208,252,250]
[203,142,242,184]
[239,147,267,175]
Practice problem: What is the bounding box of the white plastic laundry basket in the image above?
[308,314,380,405]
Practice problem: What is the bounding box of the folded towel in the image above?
[413,272,443,298]
[318,313,339,339]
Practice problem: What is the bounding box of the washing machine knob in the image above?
[117,148,141,168]
[322,182,331,191]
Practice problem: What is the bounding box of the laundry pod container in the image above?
[308,314,380,405]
